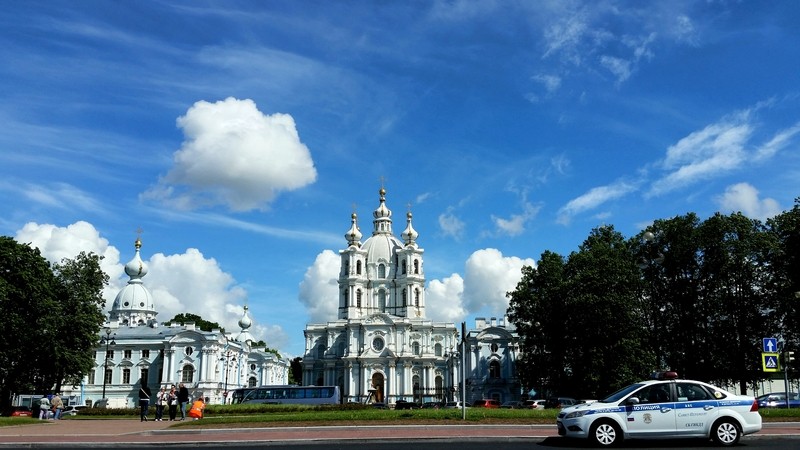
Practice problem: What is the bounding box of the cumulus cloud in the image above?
[298,250,340,323]
[715,183,781,222]
[557,180,637,225]
[15,221,123,301]
[425,273,466,323]
[461,249,535,315]
[143,97,317,211]
[14,221,288,350]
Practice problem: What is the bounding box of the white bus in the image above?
[231,385,341,405]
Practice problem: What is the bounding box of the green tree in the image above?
[698,213,775,393]
[167,313,223,332]
[289,357,303,385]
[563,226,655,398]
[51,252,109,393]
[506,251,567,398]
[0,237,59,408]
[634,214,705,379]
[767,198,800,354]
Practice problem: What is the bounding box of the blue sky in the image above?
[2,1,799,358]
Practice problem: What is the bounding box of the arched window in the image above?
[434,343,442,357]
[344,290,349,305]
[378,264,386,278]
[489,360,501,378]
[414,289,420,307]
[181,365,194,383]
[378,290,386,311]
[356,260,362,275]
[317,345,326,359]
[413,259,419,274]
[402,260,407,274]
[344,260,349,275]
[356,289,362,307]
[412,342,421,355]
[402,288,407,306]
[248,376,257,387]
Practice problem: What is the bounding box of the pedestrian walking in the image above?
[38,396,51,420]
[139,384,151,422]
[50,394,63,420]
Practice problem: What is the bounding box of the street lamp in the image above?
[100,328,116,399]
[220,351,237,403]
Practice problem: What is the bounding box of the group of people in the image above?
[138,383,204,421]
[37,393,63,420]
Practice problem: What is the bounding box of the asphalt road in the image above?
[38,436,800,450]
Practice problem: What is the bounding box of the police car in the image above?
[556,371,761,447]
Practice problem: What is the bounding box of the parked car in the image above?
[556,371,761,447]
[394,399,418,410]
[522,399,546,409]
[2,406,32,417]
[472,399,501,408]
[61,405,88,416]
[444,401,467,409]
[500,401,522,409]
[757,392,800,408]
[421,401,443,409]
[545,396,578,409]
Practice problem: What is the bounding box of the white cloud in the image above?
[438,208,466,239]
[532,74,562,93]
[557,180,637,225]
[425,273,465,323]
[649,118,751,196]
[462,249,535,315]
[14,221,287,351]
[715,183,781,222]
[491,202,542,236]
[143,97,317,211]
[15,221,123,302]
[298,250,340,323]
[754,121,800,161]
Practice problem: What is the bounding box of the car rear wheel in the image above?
[589,420,621,447]
[711,419,740,446]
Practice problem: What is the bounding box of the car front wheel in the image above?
[590,420,622,447]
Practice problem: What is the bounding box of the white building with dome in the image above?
[302,188,461,405]
[61,237,289,407]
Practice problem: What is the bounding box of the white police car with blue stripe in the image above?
[556,371,761,446]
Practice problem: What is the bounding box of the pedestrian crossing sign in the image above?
[762,353,780,372]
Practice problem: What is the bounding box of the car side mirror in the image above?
[626,397,640,405]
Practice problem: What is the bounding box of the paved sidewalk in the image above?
[0,419,557,446]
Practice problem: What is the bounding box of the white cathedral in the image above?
[61,237,289,408]
[302,188,463,404]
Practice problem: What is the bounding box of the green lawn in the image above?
[3,404,798,428]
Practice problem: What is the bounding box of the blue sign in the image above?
[763,338,778,353]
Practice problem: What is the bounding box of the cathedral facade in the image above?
[302,188,460,405]
[61,237,289,408]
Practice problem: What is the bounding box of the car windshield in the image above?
[599,383,645,403]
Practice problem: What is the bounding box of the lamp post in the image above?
[100,328,116,399]
[444,349,460,402]
[220,351,237,404]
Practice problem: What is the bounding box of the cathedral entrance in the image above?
[371,372,385,403]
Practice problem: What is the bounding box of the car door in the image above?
[673,382,720,436]
[624,384,678,437]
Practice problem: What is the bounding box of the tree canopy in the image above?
[508,201,800,399]
[0,237,107,408]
